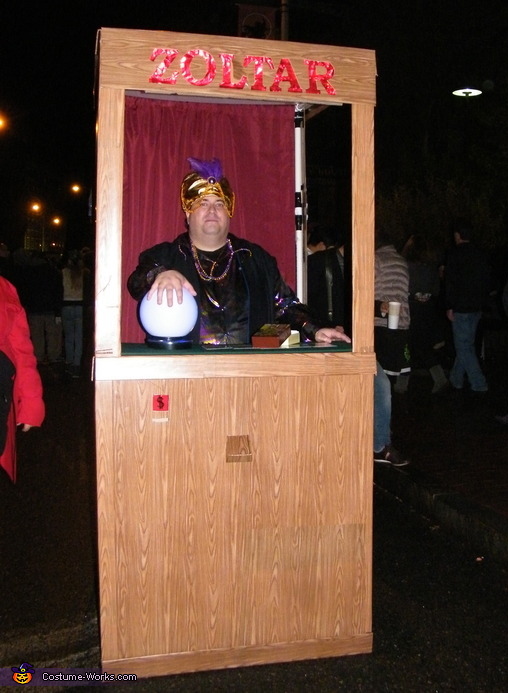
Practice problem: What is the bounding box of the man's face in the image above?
[187,194,230,250]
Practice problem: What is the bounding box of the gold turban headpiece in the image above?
[180,157,235,217]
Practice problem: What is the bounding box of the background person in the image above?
[8,249,63,366]
[374,226,411,393]
[403,233,449,394]
[307,229,352,336]
[444,220,490,394]
[61,250,89,378]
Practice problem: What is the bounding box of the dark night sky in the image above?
[1,0,507,249]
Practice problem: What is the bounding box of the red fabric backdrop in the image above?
[121,96,295,342]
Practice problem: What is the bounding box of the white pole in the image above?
[281,3,306,300]
[294,105,307,302]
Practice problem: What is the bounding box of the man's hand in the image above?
[147,270,197,306]
[446,309,454,322]
[314,326,351,344]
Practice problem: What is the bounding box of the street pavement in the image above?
[1,349,507,691]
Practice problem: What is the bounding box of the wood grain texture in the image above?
[94,351,376,381]
[95,86,125,357]
[96,370,373,673]
[351,102,375,354]
[103,633,373,677]
[98,27,376,107]
[226,435,252,463]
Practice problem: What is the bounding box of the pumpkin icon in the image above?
[11,662,34,684]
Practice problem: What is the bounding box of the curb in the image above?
[374,464,508,565]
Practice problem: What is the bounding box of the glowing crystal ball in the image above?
[139,287,198,338]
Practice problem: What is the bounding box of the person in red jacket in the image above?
[0,276,45,482]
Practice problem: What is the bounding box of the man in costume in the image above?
[127,157,350,347]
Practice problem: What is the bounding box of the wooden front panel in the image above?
[96,371,373,671]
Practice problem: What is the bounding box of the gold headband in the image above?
[180,158,235,217]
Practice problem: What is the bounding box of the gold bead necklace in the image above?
[190,239,234,282]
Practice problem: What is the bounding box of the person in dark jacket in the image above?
[306,230,352,336]
[403,233,448,394]
[127,157,350,347]
[445,221,490,393]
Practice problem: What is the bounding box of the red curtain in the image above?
[121,96,295,342]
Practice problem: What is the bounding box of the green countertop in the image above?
[121,341,352,356]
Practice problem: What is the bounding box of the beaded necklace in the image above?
[191,238,234,282]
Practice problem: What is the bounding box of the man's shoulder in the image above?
[143,234,188,256]
[376,244,407,268]
[376,244,397,261]
[229,234,273,260]
[230,233,259,249]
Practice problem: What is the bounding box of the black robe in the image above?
[128,232,320,344]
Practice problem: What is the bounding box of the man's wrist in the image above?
[147,265,168,284]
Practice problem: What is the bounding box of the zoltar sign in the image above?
[149,49,336,95]
[97,28,376,107]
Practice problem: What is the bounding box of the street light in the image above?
[452,86,482,97]
[27,201,45,250]
[47,216,63,251]
[26,201,65,253]
[69,181,95,248]
[24,180,92,252]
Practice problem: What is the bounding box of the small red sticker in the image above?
[152,395,169,411]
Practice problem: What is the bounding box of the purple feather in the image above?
[187,157,223,180]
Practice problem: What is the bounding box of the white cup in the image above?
[388,301,401,329]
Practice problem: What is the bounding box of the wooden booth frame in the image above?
[94,28,376,678]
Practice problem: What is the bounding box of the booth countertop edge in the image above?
[93,350,376,381]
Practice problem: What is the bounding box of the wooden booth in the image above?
[94,27,376,678]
